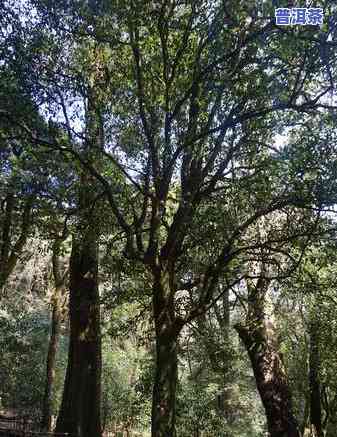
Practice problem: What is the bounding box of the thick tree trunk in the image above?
[237,324,300,437]
[236,277,300,437]
[55,233,101,437]
[151,269,180,437]
[55,93,102,437]
[55,167,102,437]
[41,292,62,431]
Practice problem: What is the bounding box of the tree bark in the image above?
[55,166,102,437]
[308,318,323,437]
[151,267,181,437]
[41,290,62,431]
[55,230,101,437]
[55,87,102,437]
[41,239,66,432]
[236,277,300,437]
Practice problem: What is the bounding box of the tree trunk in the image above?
[237,324,300,437]
[41,291,62,431]
[236,277,300,437]
[55,168,102,437]
[151,268,180,437]
[218,288,232,424]
[55,88,103,437]
[41,238,67,431]
[308,319,323,437]
[55,231,101,437]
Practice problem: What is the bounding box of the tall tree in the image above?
[55,95,103,437]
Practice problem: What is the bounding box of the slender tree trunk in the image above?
[41,292,62,431]
[151,268,180,437]
[219,288,232,424]
[236,277,300,437]
[41,238,66,431]
[308,319,323,437]
[301,391,310,436]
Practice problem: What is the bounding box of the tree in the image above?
[55,98,103,437]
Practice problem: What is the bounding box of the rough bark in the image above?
[151,267,181,437]
[236,278,300,437]
[55,229,101,437]
[55,88,102,437]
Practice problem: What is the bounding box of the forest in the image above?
[1,1,337,436]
